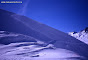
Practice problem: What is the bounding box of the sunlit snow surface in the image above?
[68,30,88,44]
[0,42,83,60]
[0,31,84,60]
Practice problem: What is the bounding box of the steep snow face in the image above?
[0,9,88,59]
[68,27,88,44]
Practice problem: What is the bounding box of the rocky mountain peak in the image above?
[84,27,88,33]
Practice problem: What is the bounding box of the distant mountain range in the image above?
[68,27,88,44]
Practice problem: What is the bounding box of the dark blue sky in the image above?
[0,0,88,32]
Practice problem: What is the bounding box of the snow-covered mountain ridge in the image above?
[0,9,88,60]
[68,27,88,44]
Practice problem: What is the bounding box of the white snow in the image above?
[68,30,88,44]
[0,31,85,60]
[0,42,82,60]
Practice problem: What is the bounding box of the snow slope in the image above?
[68,27,88,44]
[0,31,37,44]
[0,43,82,60]
[0,9,88,59]
[0,31,83,60]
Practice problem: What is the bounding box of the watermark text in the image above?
[1,1,22,3]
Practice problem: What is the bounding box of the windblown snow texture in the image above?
[0,31,83,60]
[0,9,88,59]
